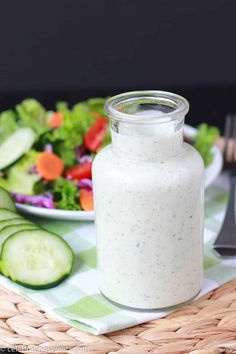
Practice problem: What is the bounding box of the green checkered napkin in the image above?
[0,175,234,335]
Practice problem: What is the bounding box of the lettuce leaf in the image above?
[53,177,81,210]
[55,144,77,167]
[86,97,108,116]
[0,110,18,144]
[48,103,96,149]
[16,99,50,137]
[193,123,220,166]
[56,101,69,113]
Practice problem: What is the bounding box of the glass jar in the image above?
[92,91,204,309]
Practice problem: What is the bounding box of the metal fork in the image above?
[213,114,236,257]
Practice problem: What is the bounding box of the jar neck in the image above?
[111,120,184,162]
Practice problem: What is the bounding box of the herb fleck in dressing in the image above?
[93,91,204,309]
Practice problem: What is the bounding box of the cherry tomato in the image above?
[65,161,92,180]
[92,112,107,123]
[84,119,108,152]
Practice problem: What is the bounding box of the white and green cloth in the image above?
[0,174,235,335]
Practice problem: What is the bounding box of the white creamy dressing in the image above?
[93,119,204,309]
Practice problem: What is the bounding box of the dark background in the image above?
[0,0,236,130]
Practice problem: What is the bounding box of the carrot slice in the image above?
[80,189,94,211]
[36,151,64,181]
[47,112,63,128]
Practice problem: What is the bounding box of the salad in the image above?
[0,98,219,211]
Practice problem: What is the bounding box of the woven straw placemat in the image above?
[0,280,236,354]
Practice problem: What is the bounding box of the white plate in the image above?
[16,125,223,221]
[16,203,95,221]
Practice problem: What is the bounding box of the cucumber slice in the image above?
[0,224,38,268]
[1,230,74,289]
[0,128,36,170]
[0,187,16,212]
[0,208,23,221]
[0,218,33,231]
[0,224,37,239]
